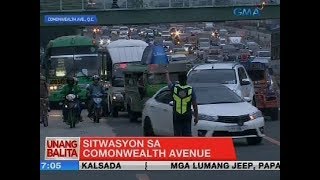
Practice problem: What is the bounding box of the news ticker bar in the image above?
[40,161,280,171]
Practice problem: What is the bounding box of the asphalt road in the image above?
[40,110,280,180]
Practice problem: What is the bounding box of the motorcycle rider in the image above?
[60,76,82,122]
[87,75,107,118]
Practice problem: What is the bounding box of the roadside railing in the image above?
[40,0,280,12]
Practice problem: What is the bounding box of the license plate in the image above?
[228,126,244,132]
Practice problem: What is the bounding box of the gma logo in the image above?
[233,8,261,16]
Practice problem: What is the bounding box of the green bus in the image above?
[42,35,101,108]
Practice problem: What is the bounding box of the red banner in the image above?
[79,137,236,161]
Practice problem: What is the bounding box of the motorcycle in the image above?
[91,93,105,123]
[64,94,80,128]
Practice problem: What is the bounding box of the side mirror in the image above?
[241,79,251,86]
[81,69,88,76]
[243,97,251,102]
[169,101,173,106]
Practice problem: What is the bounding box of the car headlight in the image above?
[112,93,123,100]
[249,111,263,120]
[198,114,218,121]
[50,86,57,90]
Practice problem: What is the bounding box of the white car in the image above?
[187,62,256,104]
[142,84,265,145]
[256,50,271,60]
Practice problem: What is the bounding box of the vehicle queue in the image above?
[40,23,279,145]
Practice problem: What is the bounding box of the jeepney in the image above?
[242,61,279,120]
[123,63,188,122]
[100,39,148,117]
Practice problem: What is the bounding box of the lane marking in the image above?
[136,174,150,180]
[263,136,280,146]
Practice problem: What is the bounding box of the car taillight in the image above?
[119,63,127,69]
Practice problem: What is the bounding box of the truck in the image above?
[98,39,148,117]
[241,61,279,120]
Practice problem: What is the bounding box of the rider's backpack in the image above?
[141,45,169,65]
[151,45,169,64]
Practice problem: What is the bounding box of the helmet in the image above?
[66,76,75,85]
[92,75,100,81]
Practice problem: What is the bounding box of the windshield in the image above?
[194,86,243,105]
[120,28,128,31]
[171,56,187,61]
[222,46,238,53]
[199,39,210,43]
[247,70,265,81]
[247,43,259,49]
[50,46,97,56]
[48,55,99,78]
[188,69,237,84]
[112,77,124,87]
[207,55,223,61]
[185,28,194,33]
[162,31,170,35]
[200,42,210,47]
[233,43,245,49]
[148,73,179,85]
[259,51,271,57]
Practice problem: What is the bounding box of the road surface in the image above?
[40,110,280,180]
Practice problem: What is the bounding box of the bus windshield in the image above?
[50,46,98,56]
[48,55,99,78]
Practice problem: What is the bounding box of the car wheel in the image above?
[269,108,279,121]
[252,96,257,107]
[112,107,119,117]
[128,105,138,122]
[143,117,155,136]
[247,137,262,145]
